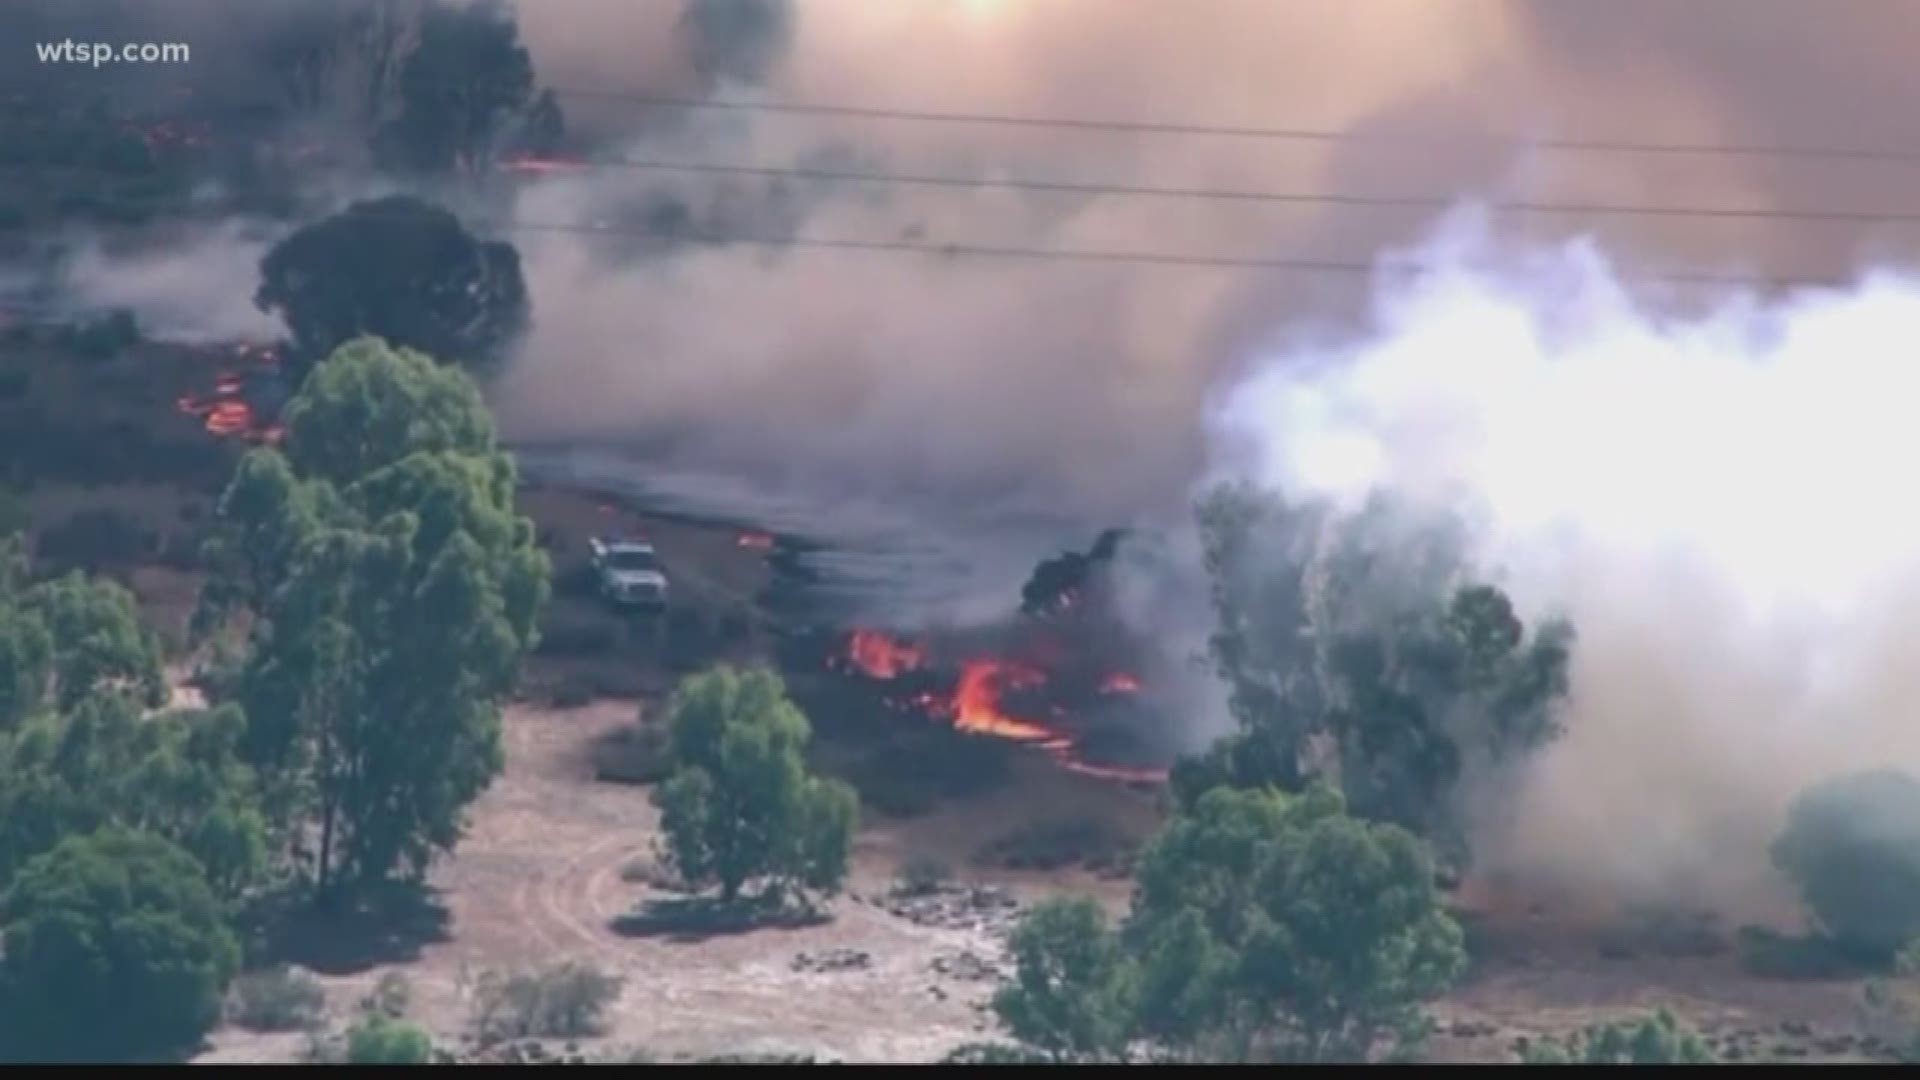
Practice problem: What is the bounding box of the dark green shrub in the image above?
[1772,770,1920,960]
[346,1016,431,1064]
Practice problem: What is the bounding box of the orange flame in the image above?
[951,659,1056,742]
[737,530,775,551]
[845,630,926,680]
[835,629,1168,785]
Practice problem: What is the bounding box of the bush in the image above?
[1518,1010,1716,1064]
[897,856,952,897]
[228,965,328,1032]
[470,962,623,1044]
[360,971,413,1020]
[346,1016,432,1064]
[1772,770,1920,960]
[0,827,240,1061]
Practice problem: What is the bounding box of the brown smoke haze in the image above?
[498,0,1920,522]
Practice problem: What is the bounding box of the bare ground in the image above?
[195,685,1890,1064]
[198,695,1157,1064]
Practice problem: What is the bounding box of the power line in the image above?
[450,214,1840,290]
[540,86,1920,166]
[551,155,1920,227]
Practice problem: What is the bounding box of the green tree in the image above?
[0,564,166,728]
[210,338,548,899]
[0,698,267,901]
[0,826,240,1062]
[1126,784,1465,1062]
[372,0,534,174]
[1520,1010,1716,1064]
[24,572,167,713]
[1771,770,1920,961]
[1186,486,1571,868]
[653,665,857,907]
[256,199,529,377]
[993,897,1137,1062]
[346,1015,433,1064]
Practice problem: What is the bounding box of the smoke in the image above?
[1210,212,1920,918]
[53,221,288,342]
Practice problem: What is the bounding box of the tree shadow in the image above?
[610,895,829,943]
[253,880,452,975]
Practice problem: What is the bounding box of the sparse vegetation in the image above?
[346,1015,433,1064]
[228,966,327,1032]
[975,817,1129,873]
[360,971,414,1020]
[1518,1010,1717,1064]
[469,962,624,1044]
[896,855,952,897]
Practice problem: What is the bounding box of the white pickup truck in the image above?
[588,537,670,611]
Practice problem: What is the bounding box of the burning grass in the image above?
[825,627,1170,786]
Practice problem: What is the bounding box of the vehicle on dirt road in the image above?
[589,536,670,612]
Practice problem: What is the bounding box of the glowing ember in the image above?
[1100,672,1142,694]
[737,530,776,551]
[845,630,926,680]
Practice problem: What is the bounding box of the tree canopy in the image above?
[1772,769,1920,961]
[1183,486,1571,868]
[372,0,538,174]
[987,782,1465,1063]
[255,198,529,377]
[653,665,858,908]
[0,826,241,1062]
[208,337,549,898]
[992,897,1137,1061]
[1126,783,1466,1062]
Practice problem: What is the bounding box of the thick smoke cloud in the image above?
[493,0,1920,582]
[1212,213,1920,919]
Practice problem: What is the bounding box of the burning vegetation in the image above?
[174,341,285,445]
[829,628,1164,784]
[827,530,1169,785]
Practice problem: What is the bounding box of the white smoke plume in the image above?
[1211,211,1920,919]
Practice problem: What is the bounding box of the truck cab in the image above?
[588,536,670,611]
